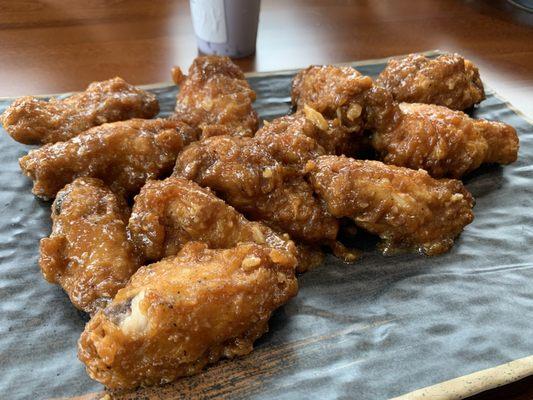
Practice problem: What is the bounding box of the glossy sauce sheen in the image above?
[172,55,258,138]
[39,177,140,314]
[306,155,475,255]
[19,118,198,200]
[78,242,298,389]
[174,135,339,244]
[291,65,373,132]
[1,77,159,144]
[128,176,298,267]
[376,53,485,111]
[371,102,519,178]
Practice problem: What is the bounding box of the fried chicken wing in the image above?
[255,111,366,159]
[306,155,474,255]
[290,63,516,178]
[371,103,519,178]
[376,53,485,110]
[19,118,198,200]
[290,65,392,157]
[254,113,325,167]
[291,64,401,133]
[173,135,338,244]
[291,65,373,132]
[172,56,258,138]
[39,178,139,314]
[2,77,159,144]
[128,176,297,263]
[78,242,298,389]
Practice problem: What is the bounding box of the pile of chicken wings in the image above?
[2,53,518,390]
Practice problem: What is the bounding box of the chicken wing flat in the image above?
[376,53,485,110]
[371,103,519,178]
[254,113,326,167]
[255,111,364,159]
[39,178,139,314]
[128,176,297,263]
[78,242,298,389]
[172,56,258,138]
[19,118,198,200]
[173,135,339,244]
[291,65,373,132]
[291,64,400,132]
[306,155,474,255]
[2,77,159,144]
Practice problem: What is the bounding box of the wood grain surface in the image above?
[62,319,397,400]
[1,1,532,399]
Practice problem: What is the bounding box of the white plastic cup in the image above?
[190,0,261,58]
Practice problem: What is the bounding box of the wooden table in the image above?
[1,1,532,399]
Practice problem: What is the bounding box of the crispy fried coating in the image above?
[292,64,401,133]
[362,84,400,132]
[2,77,159,144]
[128,176,318,272]
[172,56,258,138]
[306,155,475,255]
[78,242,298,389]
[19,118,198,200]
[255,111,366,159]
[39,178,139,314]
[255,113,326,167]
[293,64,517,177]
[376,53,485,110]
[173,135,339,244]
[371,103,519,178]
[291,65,373,132]
[128,176,297,263]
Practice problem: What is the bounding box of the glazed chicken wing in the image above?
[376,53,485,110]
[254,113,325,167]
[291,64,401,132]
[19,118,198,200]
[255,111,365,159]
[172,56,259,138]
[290,65,393,157]
[371,102,519,178]
[173,135,338,244]
[78,242,298,389]
[306,155,474,255]
[291,63,517,178]
[128,176,297,264]
[2,77,159,144]
[291,65,373,132]
[39,178,139,314]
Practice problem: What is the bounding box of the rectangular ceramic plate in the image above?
[1,51,532,400]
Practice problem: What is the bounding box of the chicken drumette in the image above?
[255,110,364,159]
[78,242,298,389]
[19,118,198,200]
[2,77,159,144]
[173,135,339,245]
[172,56,259,138]
[291,64,518,178]
[291,65,373,132]
[128,176,299,265]
[40,178,140,314]
[371,102,519,178]
[290,65,397,157]
[376,53,485,111]
[306,155,475,255]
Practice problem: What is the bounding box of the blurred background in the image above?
[0,0,531,115]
